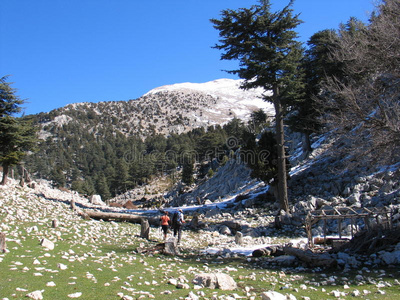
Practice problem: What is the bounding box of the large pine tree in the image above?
[0,76,37,184]
[211,0,304,212]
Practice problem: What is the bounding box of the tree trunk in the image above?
[1,164,9,185]
[273,87,289,212]
[302,132,312,153]
[140,219,150,239]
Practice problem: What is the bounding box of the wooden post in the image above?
[19,166,25,187]
[140,219,150,239]
[385,211,391,230]
[52,219,58,228]
[338,219,342,239]
[235,231,243,245]
[305,213,313,248]
[350,217,354,238]
[0,232,6,253]
[70,199,76,211]
[364,216,370,231]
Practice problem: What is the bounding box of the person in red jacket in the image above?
[160,211,170,241]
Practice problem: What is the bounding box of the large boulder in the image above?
[40,238,55,250]
[89,195,104,206]
[261,291,287,300]
[193,273,237,290]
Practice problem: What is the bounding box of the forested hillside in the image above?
[23,80,270,200]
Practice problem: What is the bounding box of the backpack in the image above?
[172,211,179,226]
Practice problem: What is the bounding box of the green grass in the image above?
[1,195,400,300]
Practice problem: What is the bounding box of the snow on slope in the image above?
[145,78,275,120]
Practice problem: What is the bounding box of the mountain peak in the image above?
[144,78,273,122]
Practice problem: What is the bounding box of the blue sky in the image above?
[1,0,375,116]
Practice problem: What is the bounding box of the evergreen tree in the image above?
[223,117,246,151]
[0,76,24,117]
[196,129,226,161]
[248,109,268,134]
[288,29,341,152]
[181,157,194,186]
[242,130,290,197]
[113,158,130,194]
[0,77,37,184]
[211,0,304,212]
[95,174,111,200]
[50,166,66,187]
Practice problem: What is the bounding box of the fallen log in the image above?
[283,246,337,268]
[78,210,160,226]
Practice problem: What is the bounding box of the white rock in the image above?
[40,238,55,250]
[176,282,190,289]
[46,281,56,287]
[363,289,371,295]
[331,290,340,298]
[193,273,237,291]
[57,263,68,270]
[68,292,82,298]
[89,195,104,205]
[286,294,297,300]
[168,278,178,286]
[260,291,286,300]
[26,290,43,300]
[186,291,199,300]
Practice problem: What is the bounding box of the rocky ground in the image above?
[1,176,400,299]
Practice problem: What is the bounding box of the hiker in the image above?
[172,209,185,244]
[160,211,170,241]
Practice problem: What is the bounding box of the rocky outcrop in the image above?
[167,158,256,206]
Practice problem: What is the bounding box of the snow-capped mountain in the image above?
[145,78,273,123]
[36,78,274,138]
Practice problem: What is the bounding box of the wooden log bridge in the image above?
[78,209,160,226]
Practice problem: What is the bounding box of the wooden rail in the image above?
[306,207,393,247]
